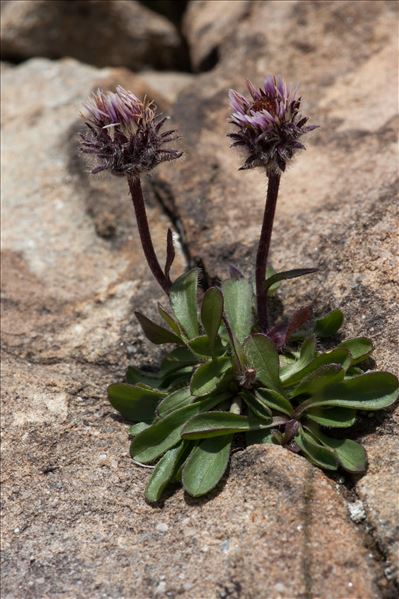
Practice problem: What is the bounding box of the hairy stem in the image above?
[127,175,170,295]
[255,172,281,331]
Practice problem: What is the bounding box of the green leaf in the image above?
[241,391,272,422]
[190,357,231,397]
[245,430,274,445]
[290,364,345,398]
[160,347,199,374]
[265,268,318,294]
[295,429,339,470]
[244,334,281,392]
[182,435,232,497]
[305,427,367,473]
[255,388,294,416]
[305,407,356,428]
[126,366,163,388]
[337,337,373,365]
[280,337,317,383]
[315,309,344,338]
[222,279,254,342]
[158,304,182,336]
[188,335,222,357]
[135,311,182,345]
[201,287,223,354]
[157,386,193,418]
[128,422,151,436]
[170,268,199,339]
[182,411,251,439]
[130,394,225,463]
[145,442,189,503]
[108,383,164,422]
[282,347,350,387]
[301,371,399,412]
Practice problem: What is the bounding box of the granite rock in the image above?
[1,0,183,70]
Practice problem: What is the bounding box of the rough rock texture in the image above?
[153,0,399,587]
[2,0,399,596]
[183,0,251,71]
[0,0,183,70]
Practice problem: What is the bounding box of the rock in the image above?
[357,432,399,572]
[139,70,194,104]
[0,0,183,70]
[152,0,399,587]
[183,0,251,71]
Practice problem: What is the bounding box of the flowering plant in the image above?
[80,78,398,502]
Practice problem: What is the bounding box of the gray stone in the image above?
[1,0,183,70]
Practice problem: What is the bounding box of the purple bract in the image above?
[80,86,182,177]
[228,75,317,174]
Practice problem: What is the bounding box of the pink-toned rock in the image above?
[1,0,183,70]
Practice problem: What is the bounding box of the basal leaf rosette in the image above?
[108,270,399,502]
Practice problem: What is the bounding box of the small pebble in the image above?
[156,522,169,533]
[348,500,366,523]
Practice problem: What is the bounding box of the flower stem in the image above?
[127,175,170,295]
[255,172,281,332]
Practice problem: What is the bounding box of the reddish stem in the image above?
[255,172,281,331]
[127,175,170,295]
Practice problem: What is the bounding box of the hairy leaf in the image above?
[182,436,232,497]
[315,309,344,338]
[145,441,189,503]
[295,429,339,470]
[301,371,399,412]
[265,268,317,294]
[304,407,356,428]
[170,268,199,338]
[190,357,231,397]
[280,336,316,383]
[337,337,373,366]
[135,311,182,345]
[157,387,193,418]
[222,278,254,342]
[255,388,294,417]
[158,304,182,336]
[241,391,273,422]
[201,287,224,354]
[130,394,226,463]
[108,383,165,422]
[305,427,367,472]
[282,347,350,387]
[182,411,252,439]
[244,334,281,392]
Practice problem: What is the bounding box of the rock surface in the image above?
[1,0,183,70]
[2,0,399,595]
[153,0,399,589]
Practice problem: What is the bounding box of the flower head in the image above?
[228,75,317,174]
[80,86,182,176]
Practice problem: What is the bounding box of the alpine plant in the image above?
[78,78,398,503]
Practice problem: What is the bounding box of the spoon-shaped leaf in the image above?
[157,386,193,418]
[108,383,165,422]
[182,435,232,497]
[222,279,254,342]
[170,268,199,339]
[304,426,367,473]
[295,429,339,470]
[135,311,182,345]
[130,394,226,463]
[300,371,399,412]
[201,287,224,354]
[244,334,281,392]
[181,411,251,439]
[145,441,189,503]
[315,309,344,338]
[190,357,231,397]
[336,337,373,366]
[304,407,356,428]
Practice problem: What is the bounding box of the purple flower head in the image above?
[228,75,317,174]
[80,86,182,177]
